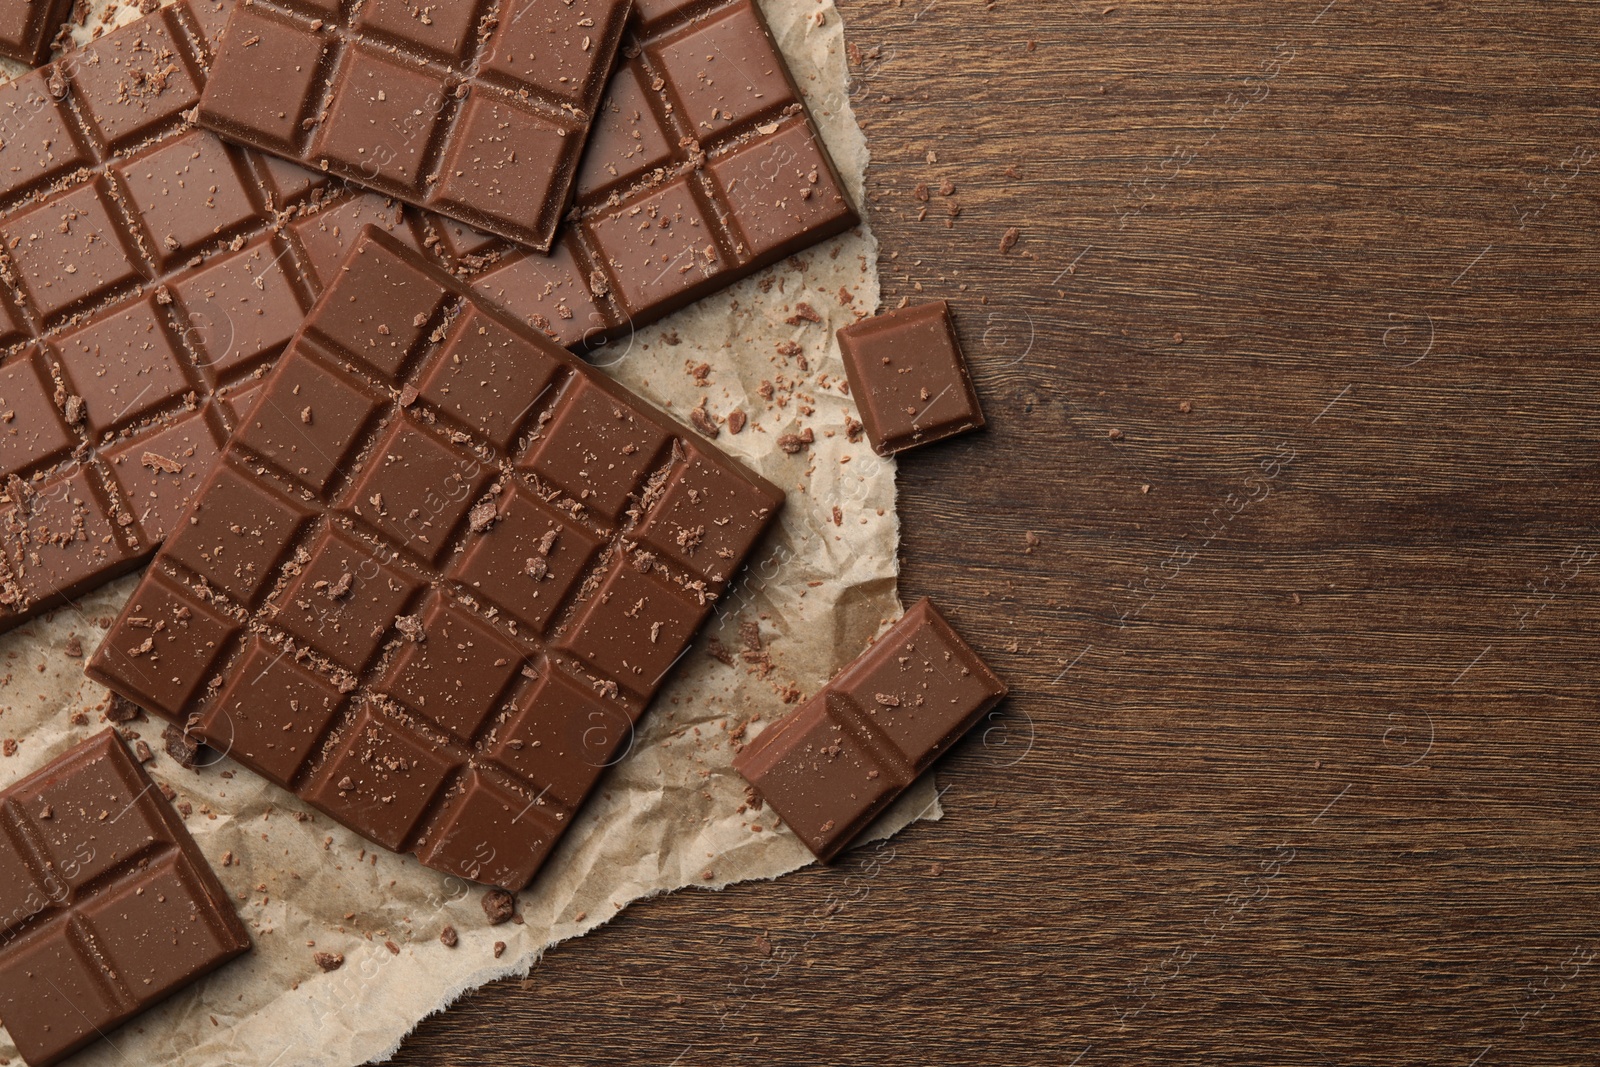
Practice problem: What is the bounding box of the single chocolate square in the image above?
[87,227,784,892]
[196,0,633,250]
[836,301,987,456]
[0,730,250,1067]
[734,599,1007,861]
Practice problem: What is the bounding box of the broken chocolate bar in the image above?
[196,0,632,250]
[87,227,783,891]
[0,730,250,1067]
[453,0,860,348]
[734,599,1007,861]
[836,301,986,456]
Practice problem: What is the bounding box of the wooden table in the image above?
[393,1,1600,1061]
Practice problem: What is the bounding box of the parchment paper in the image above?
[0,1,932,1064]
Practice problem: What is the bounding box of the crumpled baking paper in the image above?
[0,1,934,1064]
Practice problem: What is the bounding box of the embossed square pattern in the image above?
[0,730,250,1067]
[197,0,633,250]
[438,0,861,350]
[88,228,783,892]
[0,0,450,637]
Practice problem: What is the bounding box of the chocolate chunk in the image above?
[313,951,344,972]
[87,229,784,892]
[196,0,632,250]
[163,723,201,768]
[0,731,250,1067]
[835,301,986,456]
[481,888,515,926]
[733,599,1007,862]
[106,694,142,723]
[439,924,458,948]
[0,0,74,64]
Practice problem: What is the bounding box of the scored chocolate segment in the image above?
[836,300,986,456]
[734,599,1008,862]
[0,730,250,1067]
[0,0,75,66]
[87,227,784,891]
[197,0,633,250]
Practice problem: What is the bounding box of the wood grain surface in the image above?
[391,1,1600,1062]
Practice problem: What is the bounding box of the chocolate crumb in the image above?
[689,401,720,439]
[134,740,154,763]
[777,428,814,454]
[493,941,506,959]
[2,739,16,758]
[440,925,458,948]
[785,302,822,326]
[468,499,499,533]
[63,635,83,658]
[1107,428,1124,441]
[313,952,344,972]
[481,888,515,925]
[140,451,182,474]
[1178,400,1192,414]
[384,940,400,955]
[874,693,902,707]
[999,227,1021,254]
[727,409,747,434]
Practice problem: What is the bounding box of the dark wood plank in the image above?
[390,0,1600,1061]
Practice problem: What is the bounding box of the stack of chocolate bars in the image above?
[0,1,1007,1062]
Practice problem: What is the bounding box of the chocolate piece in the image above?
[0,730,250,1067]
[458,0,859,349]
[196,0,631,251]
[0,0,74,65]
[0,0,434,637]
[733,599,1006,862]
[836,301,986,456]
[87,228,783,891]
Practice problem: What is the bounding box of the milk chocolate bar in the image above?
[734,599,1006,861]
[836,301,986,456]
[87,228,783,891]
[0,730,250,1067]
[0,0,74,65]
[453,0,860,349]
[196,0,632,251]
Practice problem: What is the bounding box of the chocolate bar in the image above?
[87,227,784,891]
[836,301,986,456]
[453,0,860,349]
[0,0,427,637]
[0,0,74,65]
[196,0,632,251]
[733,599,1006,862]
[0,730,250,1067]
